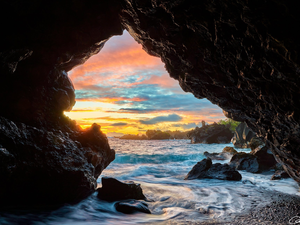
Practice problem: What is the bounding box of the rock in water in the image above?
[250,146,277,170]
[249,137,265,151]
[97,177,146,201]
[230,152,260,173]
[204,146,238,160]
[204,151,227,160]
[115,200,151,214]
[185,158,242,181]
[187,123,233,144]
[0,119,115,207]
[231,122,256,148]
[223,147,238,155]
[271,170,290,180]
[185,158,212,179]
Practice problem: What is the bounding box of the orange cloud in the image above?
[77,96,148,103]
[136,73,178,88]
[69,38,163,90]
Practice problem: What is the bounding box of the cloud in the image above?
[140,114,183,125]
[110,122,128,126]
[65,30,227,134]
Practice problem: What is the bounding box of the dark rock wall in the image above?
[0,0,122,206]
[120,0,300,183]
[0,0,123,126]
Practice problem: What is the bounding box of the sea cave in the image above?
[0,0,300,224]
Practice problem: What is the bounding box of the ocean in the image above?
[0,138,299,224]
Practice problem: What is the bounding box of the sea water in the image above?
[1,138,299,224]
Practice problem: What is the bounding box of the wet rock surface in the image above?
[187,123,233,144]
[230,152,260,173]
[115,200,151,214]
[230,144,278,173]
[97,177,146,201]
[231,122,256,148]
[204,146,237,160]
[251,145,277,170]
[271,170,290,180]
[185,158,242,181]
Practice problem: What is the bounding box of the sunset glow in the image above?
[65,31,226,136]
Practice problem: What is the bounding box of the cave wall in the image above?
[120,0,300,183]
[0,0,122,206]
[0,0,300,206]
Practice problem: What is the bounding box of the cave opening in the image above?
[64,30,226,136]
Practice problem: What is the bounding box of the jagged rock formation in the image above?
[1,0,300,205]
[187,123,233,144]
[185,158,242,181]
[231,122,256,148]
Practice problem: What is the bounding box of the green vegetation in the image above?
[119,134,148,140]
[119,130,189,140]
[218,119,240,132]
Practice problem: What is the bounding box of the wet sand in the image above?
[154,190,300,225]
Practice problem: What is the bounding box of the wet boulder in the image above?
[97,177,146,201]
[231,122,256,148]
[204,151,227,160]
[271,170,290,180]
[115,200,151,214]
[223,147,238,155]
[250,146,277,170]
[185,158,242,181]
[230,152,260,173]
[249,137,265,151]
[204,146,238,160]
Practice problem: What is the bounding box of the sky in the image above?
[64,31,226,137]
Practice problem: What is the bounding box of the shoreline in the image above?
[151,190,300,225]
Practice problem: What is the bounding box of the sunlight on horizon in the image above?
[64,31,226,136]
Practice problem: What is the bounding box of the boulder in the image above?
[230,146,278,173]
[187,124,233,144]
[203,147,237,160]
[231,122,256,148]
[185,158,242,181]
[0,119,114,208]
[230,152,260,173]
[249,137,265,151]
[250,146,277,170]
[204,151,227,160]
[97,177,146,201]
[115,200,151,214]
[223,147,238,155]
[271,170,290,180]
